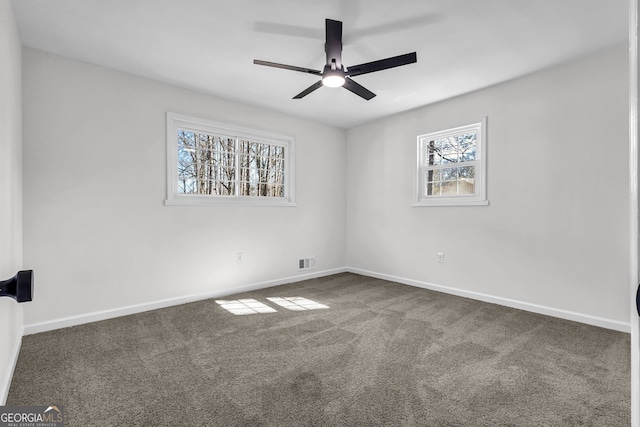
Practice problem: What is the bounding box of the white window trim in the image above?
[165,112,296,207]
[413,118,488,207]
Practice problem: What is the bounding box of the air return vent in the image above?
[298,257,316,270]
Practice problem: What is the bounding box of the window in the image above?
[166,113,295,206]
[414,119,488,206]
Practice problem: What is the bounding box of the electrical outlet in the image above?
[437,252,445,263]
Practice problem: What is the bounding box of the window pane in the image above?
[427,150,442,166]
[426,182,440,196]
[239,139,285,198]
[460,135,476,162]
[177,129,236,196]
[460,147,476,162]
[426,169,441,182]
[178,161,196,179]
[440,151,458,164]
[194,179,234,196]
[457,179,475,195]
[439,167,458,181]
[459,165,475,179]
[440,137,456,152]
[424,132,477,166]
[457,132,476,163]
[424,166,476,197]
[426,140,442,165]
[178,132,198,179]
[440,180,458,195]
[457,166,475,195]
[178,178,197,194]
[271,185,284,197]
[178,130,196,151]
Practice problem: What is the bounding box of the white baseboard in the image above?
[347,267,631,333]
[23,267,348,336]
[0,331,22,405]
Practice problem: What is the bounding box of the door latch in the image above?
[0,270,33,303]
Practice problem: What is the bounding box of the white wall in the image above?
[19,41,630,333]
[22,47,347,329]
[347,45,630,329]
[0,0,24,404]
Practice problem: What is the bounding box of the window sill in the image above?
[165,196,296,207]
[412,199,489,207]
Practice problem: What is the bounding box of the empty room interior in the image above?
[0,0,637,426]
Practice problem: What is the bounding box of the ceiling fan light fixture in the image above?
[322,64,345,87]
[322,73,346,87]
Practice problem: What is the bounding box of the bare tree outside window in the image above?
[177,130,286,198]
[239,140,285,197]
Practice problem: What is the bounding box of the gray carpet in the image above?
[8,273,630,426]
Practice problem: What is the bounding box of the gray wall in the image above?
[0,0,24,404]
[22,47,347,328]
[347,45,629,328]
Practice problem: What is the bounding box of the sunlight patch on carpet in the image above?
[267,297,329,311]
[215,298,278,315]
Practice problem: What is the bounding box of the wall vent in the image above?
[298,256,316,270]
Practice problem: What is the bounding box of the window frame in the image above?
[165,112,295,207]
[413,118,488,207]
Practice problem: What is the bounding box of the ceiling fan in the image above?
[254,19,417,100]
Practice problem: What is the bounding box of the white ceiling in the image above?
[10,0,628,129]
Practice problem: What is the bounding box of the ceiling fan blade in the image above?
[293,81,323,99]
[343,78,376,100]
[325,19,343,68]
[346,52,417,77]
[254,60,322,76]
